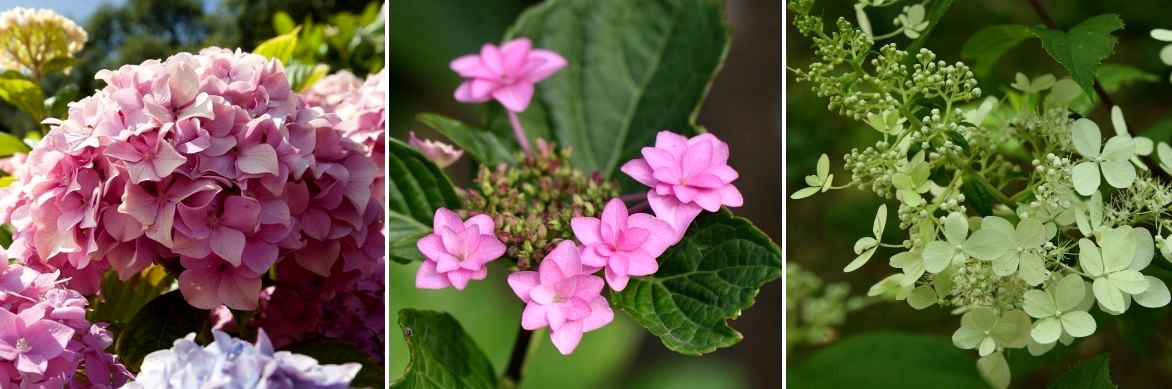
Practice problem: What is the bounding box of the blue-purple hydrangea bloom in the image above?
[125,330,360,388]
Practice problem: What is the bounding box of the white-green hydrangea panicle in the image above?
[952,307,1030,356]
[791,154,835,199]
[949,260,1029,312]
[1074,191,1110,240]
[1070,118,1137,196]
[907,268,954,309]
[893,4,929,39]
[979,217,1055,284]
[1027,154,1077,223]
[1023,274,1096,344]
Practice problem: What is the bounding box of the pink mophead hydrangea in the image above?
[0,48,383,311]
[0,250,131,387]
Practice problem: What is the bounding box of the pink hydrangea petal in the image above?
[691,189,723,212]
[217,269,261,311]
[118,184,160,226]
[624,249,659,277]
[220,195,261,231]
[468,79,499,101]
[579,245,609,269]
[564,298,591,321]
[521,49,567,83]
[463,235,504,268]
[649,192,702,237]
[101,208,145,242]
[600,198,628,232]
[687,174,725,189]
[432,208,463,233]
[571,217,603,245]
[507,271,540,302]
[628,213,675,254]
[570,275,604,298]
[416,234,446,262]
[580,296,614,332]
[463,214,495,235]
[620,159,657,187]
[709,165,738,183]
[529,284,556,305]
[605,267,629,291]
[454,81,491,103]
[673,185,700,203]
[521,303,548,330]
[179,265,224,309]
[210,227,246,267]
[549,321,583,355]
[446,269,474,290]
[642,147,679,172]
[293,239,339,277]
[148,140,187,180]
[719,185,744,207]
[415,261,451,289]
[144,203,177,247]
[450,55,495,79]
[479,43,504,75]
[655,131,689,155]
[434,253,462,273]
[546,304,567,331]
[543,241,581,280]
[499,38,532,72]
[492,83,535,113]
[680,140,713,178]
[237,143,279,176]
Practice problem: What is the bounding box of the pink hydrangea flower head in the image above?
[416,208,505,290]
[450,38,567,112]
[0,48,384,312]
[408,131,463,168]
[620,131,743,234]
[301,71,362,112]
[572,198,674,290]
[507,241,614,355]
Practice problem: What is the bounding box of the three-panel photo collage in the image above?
[1,0,1169,388]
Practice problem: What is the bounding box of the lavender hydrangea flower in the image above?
[126,330,361,388]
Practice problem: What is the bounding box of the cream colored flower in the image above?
[0,8,87,80]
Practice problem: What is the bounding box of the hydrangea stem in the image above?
[619,192,646,203]
[504,324,534,385]
[507,110,534,157]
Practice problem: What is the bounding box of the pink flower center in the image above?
[15,338,30,353]
[552,294,564,303]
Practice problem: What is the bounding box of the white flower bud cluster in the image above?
[950,261,1028,312]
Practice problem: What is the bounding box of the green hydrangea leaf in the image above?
[611,208,780,355]
[418,113,518,165]
[1049,353,1118,389]
[87,265,175,326]
[962,24,1034,76]
[501,0,728,177]
[389,138,461,264]
[789,332,987,389]
[114,290,210,372]
[960,177,993,217]
[1029,14,1124,102]
[253,26,301,63]
[1096,63,1158,92]
[390,309,496,389]
[0,71,46,121]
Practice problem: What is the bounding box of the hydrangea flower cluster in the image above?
[0,250,131,387]
[126,330,359,388]
[0,48,382,312]
[790,0,1172,386]
[0,8,87,80]
[306,69,387,199]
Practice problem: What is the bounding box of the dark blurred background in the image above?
[390,0,782,387]
[787,1,1172,387]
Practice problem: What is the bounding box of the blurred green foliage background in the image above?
[787,1,1172,387]
[390,0,782,387]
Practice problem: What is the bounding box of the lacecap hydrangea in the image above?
[0,250,132,387]
[0,48,383,311]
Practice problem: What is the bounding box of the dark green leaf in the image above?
[40,56,79,75]
[390,309,495,389]
[1048,353,1117,389]
[390,230,428,263]
[0,71,46,120]
[946,130,971,154]
[88,266,175,326]
[788,332,987,389]
[1096,63,1158,92]
[285,60,330,92]
[388,138,461,264]
[418,113,518,165]
[961,24,1033,76]
[961,176,993,216]
[114,290,210,371]
[1029,14,1124,101]
[283,338,384,388]
[502,0,727,177]
[611,208,780,355]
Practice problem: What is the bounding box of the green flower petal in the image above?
[1023,289,1056,319]
[1078,239,1105,277]
[963,229,1011,261]
[1031,317,1062,344]
[922,241,955,274]
[1107,270,1149,295]
[1071,161,1101,196]
[1054,273,1087,311]
[1071,119,1102,158]
[1059,311,1096,338]
[1093,277,1126,313]
[942,212,969,244]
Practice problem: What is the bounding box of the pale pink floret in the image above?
[0,307,73,375]
[507,241,614,355]
[415,208,506,290]
[620,131,743,234]
[450,38,567,112]
[408,131,463,168]
[571,198,674,290]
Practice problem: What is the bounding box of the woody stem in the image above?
[507,109,534,157]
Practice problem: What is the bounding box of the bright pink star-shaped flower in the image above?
[507,241,614,355]
[621,131,743,234]
[450,38,567,112]
[415,208,506,290]
[571,198,674,290]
